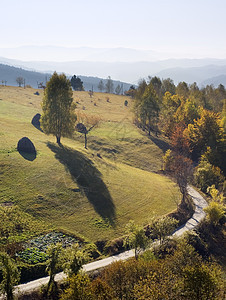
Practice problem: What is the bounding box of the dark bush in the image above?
[104,238,125,255]
[18,262,48,284]
[17,137,36,154]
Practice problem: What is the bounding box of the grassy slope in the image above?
[0,86,180,241]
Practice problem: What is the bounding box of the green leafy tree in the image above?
[70,75,84,91]
[207,185,225,204]
[204,202,225,226]
[149,76,162,99]
[161,78,176,95]
[124,220,149,259]
[41,72,76,144]
[151,216,178,244]
[160,92,181,135]
[134,83,159,135]
[0,252,20,300]
[194,157,224,192]
[174,98,200,126]
[176,81,189,98]
[135,79,147,100]
[184,108,225,163]
[62,243,88,277]
[46,243,62,294]
[163,149,174,171]
[220,99,226,133]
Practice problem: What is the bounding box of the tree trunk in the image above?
[84,133,87,149]
[56,136,61,145]
[135,248,138,260]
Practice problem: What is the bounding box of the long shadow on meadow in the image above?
[47,142,116,225]
[148,134,170,153]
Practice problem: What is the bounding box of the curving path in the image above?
[1,186,208,299]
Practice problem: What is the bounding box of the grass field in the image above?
[0,86,180,242]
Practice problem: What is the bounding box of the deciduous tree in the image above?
[16,76,24,87]
[46,243,62,294]
[41,72,76,144]
[124,220,149,259]
[194,157,224,192]
[204,201,225,226]
[176,81,189,98]
[0,252,20,300]
[61,274,93,300]
[62,243,88,277]
[184,108,224,161]
[75,111,100,149]
[150,216,178,244]
[134,84,159,135]
[71,75,84,91]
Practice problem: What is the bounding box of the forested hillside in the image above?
[0,64,131,92]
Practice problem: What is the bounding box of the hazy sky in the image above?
[1,0,226,58]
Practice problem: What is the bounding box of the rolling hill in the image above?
[0,86,180,242]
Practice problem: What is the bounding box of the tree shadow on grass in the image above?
[148,134,170,153]
[31,113,43,132]
[47,142,116,225]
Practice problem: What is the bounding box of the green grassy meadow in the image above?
[0,86,180,242]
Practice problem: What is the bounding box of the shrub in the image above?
[204,202,225,226]
[183,262,224,299]
[194,159,224,192]
[162,149,173,171]
[18,261,47,283]
[60,274,92,300]
[150,216,178,244]
[0,252,20,299]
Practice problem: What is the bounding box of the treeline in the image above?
[130,77,225,195]
[61,238,225,300]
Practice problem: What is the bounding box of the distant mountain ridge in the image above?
[1,55,226,86]
[0,46,166,62]
[154,65,226,86]
[0,63,132,92]
[201,74,226,86]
